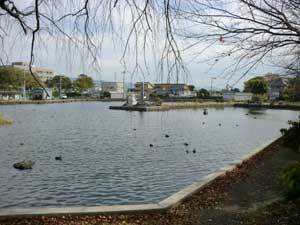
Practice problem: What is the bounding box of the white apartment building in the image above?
[3,62,54,82]
[101,81,125,99]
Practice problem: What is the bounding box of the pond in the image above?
[0,102,298,208]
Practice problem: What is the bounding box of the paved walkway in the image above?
[184,142,299,225]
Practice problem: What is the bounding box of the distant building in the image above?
[244,74,290,100]
[131,82,196,100]
[134,82,154,100]
[0,90,22,101]
[135,82,154,93]
[223,92,252,101]
[3,62,54,82]
[256,74,290,100]
[93,80,102,91]
[210,91,223,98]
[86,87,101,98]
[153,83,195,97]
[101,81,125,99]
[267,77,289,100]
[101,81,124,92]
[262,73,280,83]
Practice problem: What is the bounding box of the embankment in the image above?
[110,101,234,111]
[0,99,124,105]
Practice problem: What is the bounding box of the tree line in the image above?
[244,76,300,101]
[0,67,94,93]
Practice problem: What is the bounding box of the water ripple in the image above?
[0,102,298,207]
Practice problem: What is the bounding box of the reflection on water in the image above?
[0,102,298,207]
[248,109,267,115]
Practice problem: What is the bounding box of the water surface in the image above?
[0,102,298,207]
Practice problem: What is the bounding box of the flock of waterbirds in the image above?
[15,108,256,169]
[138,108,253,154]
[147,135,197,154]
[144,109,210,154]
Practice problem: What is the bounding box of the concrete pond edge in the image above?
[0,135,282,219]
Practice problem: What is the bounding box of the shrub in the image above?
[151,96,162,105]
[13,160,35,170]
[282,161,300,200]
[100,91,111,99]
[0,113,14,126]
[66,91,81,98]
[280,120,300,150]
[251,95,262,104]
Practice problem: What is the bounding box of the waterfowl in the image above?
[133,128,136,131]
[184,143,189,146]
[20,142,24,146]
[55,156,62,160]
[218,123,222,126]
[192,149,196,154]
[149,144,153,147]
[165,134,170,138]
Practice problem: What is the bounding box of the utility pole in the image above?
[176,70,179,96]
[210,77,216,96]
[160,63,164,83]
[141,81,145,105]
[297,50,300,77]
[59,76,62,99]
[122,70,126,99]
[23,70,26,100]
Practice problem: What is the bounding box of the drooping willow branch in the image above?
[0,0,299,89]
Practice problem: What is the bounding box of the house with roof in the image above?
[262,74,289,100]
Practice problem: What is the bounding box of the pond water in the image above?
[0,102,298,208]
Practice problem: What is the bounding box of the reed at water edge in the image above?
[0,113,14,126]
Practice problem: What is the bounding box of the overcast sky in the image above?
[1,0,283,90]
[3,30,279,90]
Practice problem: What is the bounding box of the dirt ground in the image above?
[1,138,300,225]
